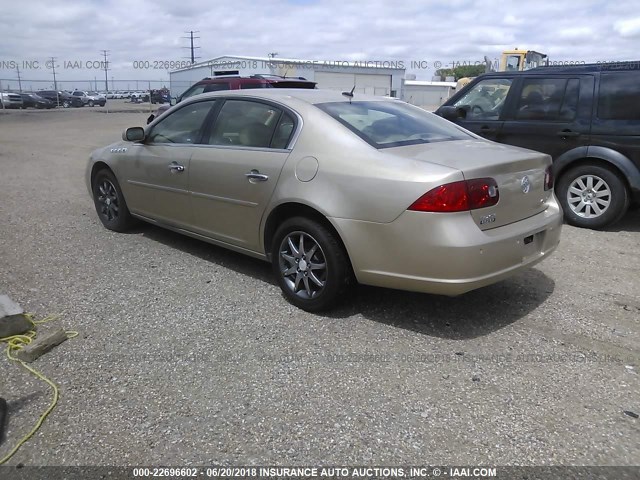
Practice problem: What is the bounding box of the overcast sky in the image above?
[1,0,639,90]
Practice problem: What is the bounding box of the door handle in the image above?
[245,170,269,182]
[556,130,580,138]
[168,162,185,172]
[480,126,496,134]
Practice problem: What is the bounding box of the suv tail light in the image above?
[408,178,499,212]
[544,165,554,191]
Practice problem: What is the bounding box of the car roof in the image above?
[480,61,640,77]
[185,88,396,106]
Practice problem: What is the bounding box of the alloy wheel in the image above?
[96,179,120,222]
[566,174,611,218]
[278,231,327,299]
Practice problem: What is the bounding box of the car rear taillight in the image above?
[544,165,554,191]
[408,178,499,212]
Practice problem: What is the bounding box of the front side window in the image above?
[516,78,579,121]
[453,78,512,120]
[208,100,282,148]
[598,73,640,120]
[148,100,215,144]
[318,100,471,149]
[180,85,206,100]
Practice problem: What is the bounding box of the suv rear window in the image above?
[598,73,640,120]
[318,101,471,149]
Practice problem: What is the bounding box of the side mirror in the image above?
[123,126,145,142]
[170,97,177,106]
[146,114,155,125]
[438,105,467,121]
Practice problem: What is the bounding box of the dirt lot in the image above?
[0,107,638,467]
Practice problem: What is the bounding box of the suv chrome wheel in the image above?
[566,174,611,218]
[558,164,629,229]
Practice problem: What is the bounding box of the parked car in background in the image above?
[436,61,640,229]
[37,90,84,108]
[89,91,107,102]
[72,91,106,107]
[147,75,317,123]
[0,92,24,109]
[20,93,55,109]
[88,89,561,311]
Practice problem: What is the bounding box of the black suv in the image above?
[37,91,84,108]
[436,62,640,229]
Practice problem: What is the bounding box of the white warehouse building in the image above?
[403,80,457,111]
[169,55,406,99]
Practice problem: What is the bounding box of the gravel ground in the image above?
[0,108,638,467]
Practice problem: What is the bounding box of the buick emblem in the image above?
[521,176,531,194]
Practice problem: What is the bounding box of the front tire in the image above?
[272,217,352,312]
[557,163,629,229]
[62,100,71,108]
[88,100,95,107]
[92,169,137,232]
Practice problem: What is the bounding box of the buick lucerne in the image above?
[86,90,562,311]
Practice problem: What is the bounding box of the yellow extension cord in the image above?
[0,313,77,465]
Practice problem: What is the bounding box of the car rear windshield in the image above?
[317,101,471,148]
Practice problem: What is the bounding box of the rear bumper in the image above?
[331,199,563,296]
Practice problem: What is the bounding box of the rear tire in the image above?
[92,169,137,232]
[62,100,71,108]
[557,163,629,229]
[88,100,95,107]
[272,217,353,312]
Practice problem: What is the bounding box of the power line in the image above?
[182,31,201,64]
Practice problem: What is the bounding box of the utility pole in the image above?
[16,67,22,93]
[182,31,201,64]
[101,50,110,93]
[49,57,58,91]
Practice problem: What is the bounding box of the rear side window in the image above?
[516,78,579,121]
[598,73,640,120]
[208,100,282,148]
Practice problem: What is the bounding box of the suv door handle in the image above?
[168,162,185,172]
[557,130,580,138]
[245,170,269,182]
[480,125,496,134]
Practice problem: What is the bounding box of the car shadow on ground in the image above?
[328,269,554,339]
[601,210,640,233]
[137,223,555,340]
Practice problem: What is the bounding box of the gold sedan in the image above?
[86,89,562,311]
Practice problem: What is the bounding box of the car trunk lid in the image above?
[388,139,553,230]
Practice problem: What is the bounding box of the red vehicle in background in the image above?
[147,74,316,124]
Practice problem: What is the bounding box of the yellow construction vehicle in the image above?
[455,48,548,90]
[499,49,548,71]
